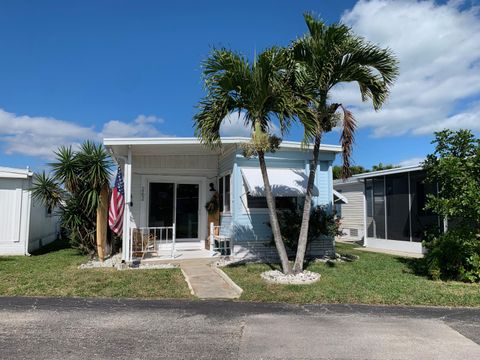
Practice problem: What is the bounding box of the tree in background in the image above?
[193,48,310,275]
[422,129,480,282]
[332,165,368,180]
[290,14,399,273]
[332,163,399,180]
[371,162,398,172]
[31,142,112,258]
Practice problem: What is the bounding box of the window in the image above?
[219,174,231,212]
[335,203,342,218]
[246,194,298,210]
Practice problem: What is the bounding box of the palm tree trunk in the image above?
[258,150,292,274]
[293,132,322,273]
[96,185,109,261]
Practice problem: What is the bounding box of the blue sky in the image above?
[0,0,479,171]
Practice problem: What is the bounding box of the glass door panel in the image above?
[175,184,199,239]
[149,183,174,227]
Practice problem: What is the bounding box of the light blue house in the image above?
[104,137,341,261]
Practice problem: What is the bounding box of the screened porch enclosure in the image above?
[365,171,441,243]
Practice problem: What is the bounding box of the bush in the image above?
[269,205,341,252]
[423,227,480,282]
[421,129,480,282]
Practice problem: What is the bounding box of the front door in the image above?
[148,182,199,241]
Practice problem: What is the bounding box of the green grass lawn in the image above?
[0,242,192,299]
[223,243,480,307]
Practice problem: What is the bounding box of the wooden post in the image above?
[96,185,109,261]
[206,210,220,250]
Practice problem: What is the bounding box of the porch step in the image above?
[180,260,242,299]
[157,241,204,251]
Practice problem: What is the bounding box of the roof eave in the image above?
[103,137,342,153]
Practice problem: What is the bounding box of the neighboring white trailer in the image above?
[0,167,59,255]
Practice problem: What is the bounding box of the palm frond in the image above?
[339,105,357,179]
[194,46,309,147]
[31,171,65,211]
[50,146,79,193]
[77,141,112,189]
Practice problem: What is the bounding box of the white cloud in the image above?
[220,112,282,138]
[397,156,425,167]
[220,112,252,137]
[334,0,480,137]
[0,109,165,159]
[101,114,165,138]
[0,109,96,158]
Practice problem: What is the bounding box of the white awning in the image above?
[333,189,348,204]
[241,168,318,197]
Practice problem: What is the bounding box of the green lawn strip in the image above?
[223,243,480,306]
[0,245,192,299]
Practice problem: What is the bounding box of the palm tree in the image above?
[32,141,112,258]
[194,47,310,274]
[291,14,399,273]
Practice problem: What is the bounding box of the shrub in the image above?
[423,227,480,282]
[422,129,480,282]
[269,205,341,252]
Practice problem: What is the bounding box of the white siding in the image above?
[0,178,24,254]
[0,176,58,255]
[334,181,365,242]
[130,154,219,230]
[28,196,59,252]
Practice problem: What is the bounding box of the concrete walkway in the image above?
[179,259,242,299]
[336,240,424,258]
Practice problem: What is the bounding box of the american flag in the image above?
[109,167,125,236]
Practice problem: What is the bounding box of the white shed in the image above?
[0,167,59,255]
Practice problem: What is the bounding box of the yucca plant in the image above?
[31,141,112,257]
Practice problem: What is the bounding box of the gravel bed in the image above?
[79,254,176,270]
[260,270,321,285]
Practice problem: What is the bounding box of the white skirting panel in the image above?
[233,238,335,261]
[366,237,424,254]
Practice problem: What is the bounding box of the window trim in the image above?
[245,194,301,213]
[219,171,232,214]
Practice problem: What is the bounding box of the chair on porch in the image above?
[210,223,233,256]
[131,228,156,259]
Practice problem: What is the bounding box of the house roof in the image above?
[352,165,423,179]
[103,136,342,154]
[333,164,424,186]
[103,137,341,155]
[0,166,33,179]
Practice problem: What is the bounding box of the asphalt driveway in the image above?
[0,297,479,359]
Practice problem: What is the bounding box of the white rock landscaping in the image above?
[79,254,177,270]
[260,270,321,285]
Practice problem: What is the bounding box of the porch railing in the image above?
[130,224,176,260]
